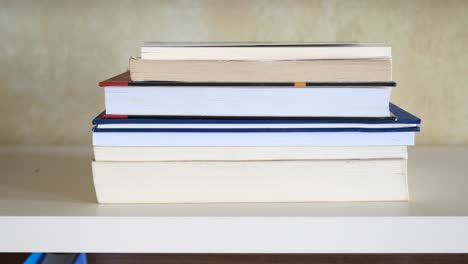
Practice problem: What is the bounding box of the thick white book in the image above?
[92,159,408,203]
[104,86,392,117]
[93,146,408,161]
[141,42,391,60]
[92,131,415,147]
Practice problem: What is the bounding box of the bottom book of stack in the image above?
[93,155,407,203]
[91,103,420,203]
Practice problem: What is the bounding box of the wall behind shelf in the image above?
[0,0,467,145]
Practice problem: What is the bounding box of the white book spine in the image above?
[141,46,391,60]
[92,131,415,147]
[92,159,408,203]
[93,146,408,161]
[104,86,392,117]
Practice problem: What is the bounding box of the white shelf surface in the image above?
[0,146,467,253]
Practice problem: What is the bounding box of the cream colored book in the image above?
[92,159,408,203]
[129,58,392,82]
[141,42,392,60]
[93,146,408,161]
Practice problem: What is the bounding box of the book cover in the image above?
[93,103,419,125]
[98,71,397,88]
[92,103,420,133]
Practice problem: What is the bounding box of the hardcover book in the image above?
[91,103,420,147]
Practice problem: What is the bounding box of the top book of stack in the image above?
[130,43,392,82]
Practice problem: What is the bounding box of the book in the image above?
[129,58,392,82]
[93,146,408,161]
[99,71,396,87]
[95,122,417,129]
[92,159,408,203]
[92,103,420,146]
[93,131,416,147]
[141,42,391,60]
[103,85,393,117]
[93,103,419,130]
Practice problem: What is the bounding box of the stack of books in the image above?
[92,43,420,203]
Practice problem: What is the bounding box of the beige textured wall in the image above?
[1,0,467,145]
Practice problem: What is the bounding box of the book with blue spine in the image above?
[93,103,419,129]
[92,103,420,147]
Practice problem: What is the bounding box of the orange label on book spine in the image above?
[294,82,306,87]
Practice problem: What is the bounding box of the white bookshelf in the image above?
[0,146,467,253]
